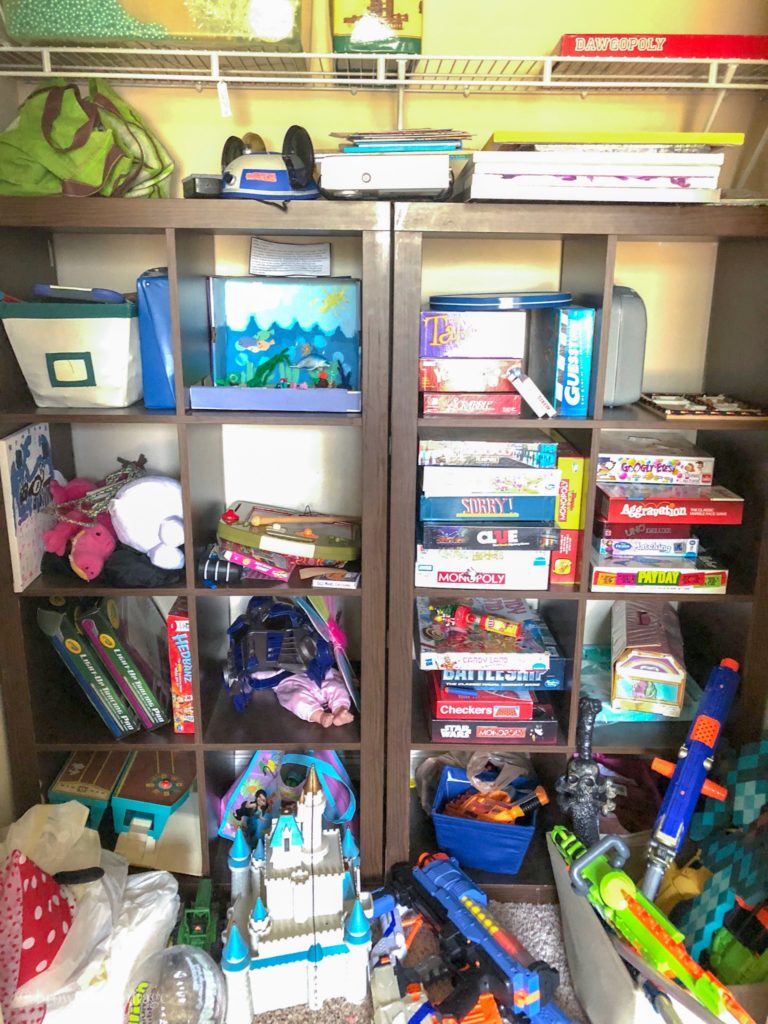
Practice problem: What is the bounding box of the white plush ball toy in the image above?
[109,476,185,570]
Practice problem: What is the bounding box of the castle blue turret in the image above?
[342,827,360,863]
[345,898,371,945]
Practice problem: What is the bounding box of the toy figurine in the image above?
[233,788,271,841]
[555,696,615,846]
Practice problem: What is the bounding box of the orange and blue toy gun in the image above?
[384,853,574,1023]
[641,658,740,903]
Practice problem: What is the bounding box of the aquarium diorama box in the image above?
[189,276,362,412]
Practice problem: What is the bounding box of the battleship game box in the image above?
[596,484,744,525]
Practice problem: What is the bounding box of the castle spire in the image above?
[344,899,371,945]
[342,827,359,862]
[229,827,250,868]
[251,896,268,924]
[303,764,322,798]
[222,923,249,969]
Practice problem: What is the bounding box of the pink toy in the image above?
[274,668,354,728]
[43,477,117,581]
[69,523,117,581]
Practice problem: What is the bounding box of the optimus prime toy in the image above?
[371,852,574,1023]
[555,696,615,847]
[223,596,335,712]
[640,658,740,902]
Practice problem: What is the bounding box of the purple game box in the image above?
[188,387,362,412]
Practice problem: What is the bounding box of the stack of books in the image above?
[416,597,566,743]
[590,432,742,593]
[415,435,561,590]
[454,130,744,204]
[38,596,172,738]
[215,501,361,588]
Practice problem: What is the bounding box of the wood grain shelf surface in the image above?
[0,403,178,424]
[0,197,390,233]
[185,411,363,426]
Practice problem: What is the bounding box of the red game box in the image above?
[559,34,768,59]
[594,520,692,540]
[422,393,522,416]
[596,484,744,525]
[419,358,522,393]
[428,672,535,720]
[167,598,195,734]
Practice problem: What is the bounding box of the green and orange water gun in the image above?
[550,826,755,1024]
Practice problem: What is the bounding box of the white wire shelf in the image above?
[0,47,767,93]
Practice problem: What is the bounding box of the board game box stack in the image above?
[415,434,561,590]
[590,432,743,593]
[455,130,744,204]
[416,433,588,590]
[212,501,361,588]
[416,596,567,743]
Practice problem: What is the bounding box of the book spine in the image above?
[81,614,169,729]
[167,605,195,735]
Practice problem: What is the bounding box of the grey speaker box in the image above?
[603,285,647,408]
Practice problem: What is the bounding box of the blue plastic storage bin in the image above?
[137,269,175,409]
[431,765,538,875]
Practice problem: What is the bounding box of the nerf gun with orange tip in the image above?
[550,827,755,1024]
[641,658,740,902]
[430,603,523,639]
[384,853,574,1023]
[444,786,549,825]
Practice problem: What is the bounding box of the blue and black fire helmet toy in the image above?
[221,125,320,201]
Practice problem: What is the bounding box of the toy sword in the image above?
[555,696,615,847]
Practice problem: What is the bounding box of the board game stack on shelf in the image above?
[590,433,743,593]
[416,596,567,743]
[415,435,562,590]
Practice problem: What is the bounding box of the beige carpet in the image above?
[252,900,589,1024]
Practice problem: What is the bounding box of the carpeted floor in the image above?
[252,900,590,1024]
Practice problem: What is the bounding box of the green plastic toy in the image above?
[177,879,219,953]
[550,826,755,1024]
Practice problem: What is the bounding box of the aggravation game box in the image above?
[422,393,522,416]
[167,598,194,734]
[596,484,744,525]
[597,432,715,485]
[419,311,527,359]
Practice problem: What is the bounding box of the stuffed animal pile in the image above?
[43,458,185,584]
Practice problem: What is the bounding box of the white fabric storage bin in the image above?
[2,300,143,408]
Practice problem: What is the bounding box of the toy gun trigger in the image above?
[650,758,728,801]
[570,835,631,896]
[436,964,485,1023]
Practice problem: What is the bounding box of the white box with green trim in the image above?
[1,300,142,408]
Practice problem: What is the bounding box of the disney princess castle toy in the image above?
[222,766,371,1020]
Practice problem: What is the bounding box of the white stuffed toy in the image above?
[109,476,185,570]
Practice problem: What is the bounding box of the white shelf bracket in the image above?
[704,63,737,132]
[396,60,406,131]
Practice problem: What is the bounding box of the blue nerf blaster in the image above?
[640,658,740,902]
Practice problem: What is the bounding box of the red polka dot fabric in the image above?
[0,850,74,1024]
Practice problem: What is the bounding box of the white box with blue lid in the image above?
[1,299,142,408]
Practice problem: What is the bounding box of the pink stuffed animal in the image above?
[43,477,117,581]
[69,523,117,581]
